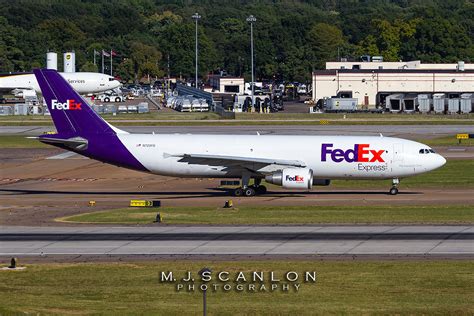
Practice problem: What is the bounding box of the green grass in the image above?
[0,261,472,315]
[60,204,474,225]
[417,135,474,147]
[0,135,48,148]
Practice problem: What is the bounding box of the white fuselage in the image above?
[0,72,121,94]
[117,134,446,179]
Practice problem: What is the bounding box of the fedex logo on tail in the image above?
[51,99,82,110]
[321,143,385,163]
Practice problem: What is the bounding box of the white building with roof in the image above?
[312,61,474,108]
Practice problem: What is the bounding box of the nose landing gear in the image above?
[389,178,400,195]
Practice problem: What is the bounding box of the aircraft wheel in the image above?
[234,188,244,197]
[104,97,110,103]
[244,187,256,197]
[256,185,267,195]
[389,187,399,195]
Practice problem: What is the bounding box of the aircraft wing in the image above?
[173,153,306,172]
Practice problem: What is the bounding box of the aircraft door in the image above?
[393,143,404,162]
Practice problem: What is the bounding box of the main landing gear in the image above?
[233,176,267,197]
[389,178,400,195]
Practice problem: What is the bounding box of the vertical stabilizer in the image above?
[34,68,114,136]
[33,68,146,171]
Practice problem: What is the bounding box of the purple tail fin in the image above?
[34,69,114,136]
[33,69,147,172]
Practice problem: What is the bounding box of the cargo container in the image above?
[403,94,417,113]
[385,94,404,112]
[14,104,28,115]
[417,94,431,113]
[460,94,472,114]
[448,98,460,114]
[0,106,13,115]
[433,93,446,114]
[325,98,358,111]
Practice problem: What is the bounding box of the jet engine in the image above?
[265,168,313,189]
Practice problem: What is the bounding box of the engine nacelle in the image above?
[313,179,331,186]
[265,168,313,190]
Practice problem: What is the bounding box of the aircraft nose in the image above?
[435,154,446,169]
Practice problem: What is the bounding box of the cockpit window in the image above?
[109,78,116,81]
[419,148,434,154]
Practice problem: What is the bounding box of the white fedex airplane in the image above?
[0,71,121,95]
[33,69,446,196]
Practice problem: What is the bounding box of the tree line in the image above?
[0,0,473,82]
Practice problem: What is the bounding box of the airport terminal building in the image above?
[312,61,474,112]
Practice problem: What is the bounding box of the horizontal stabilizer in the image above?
[37,136,88,151]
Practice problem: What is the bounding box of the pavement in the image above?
[0,225,472,256]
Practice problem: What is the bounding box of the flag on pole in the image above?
[102,50,110,57]
[111,50,118,57]
[110,49,113,76]
[93,49,99,66]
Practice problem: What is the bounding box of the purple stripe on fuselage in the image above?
[84,134,148,172]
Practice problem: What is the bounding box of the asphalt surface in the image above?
[1,225,472,256]
[2,125,474,137]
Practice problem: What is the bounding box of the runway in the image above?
[1,225,473,256]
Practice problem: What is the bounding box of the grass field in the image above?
[59,204,474,225]
[0,261,472,315]
[417,135,474,147]
[0,135,48,148]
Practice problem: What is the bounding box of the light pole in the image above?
[192,12,201,89]
[199,267,212,316]
[246,15,256,110]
